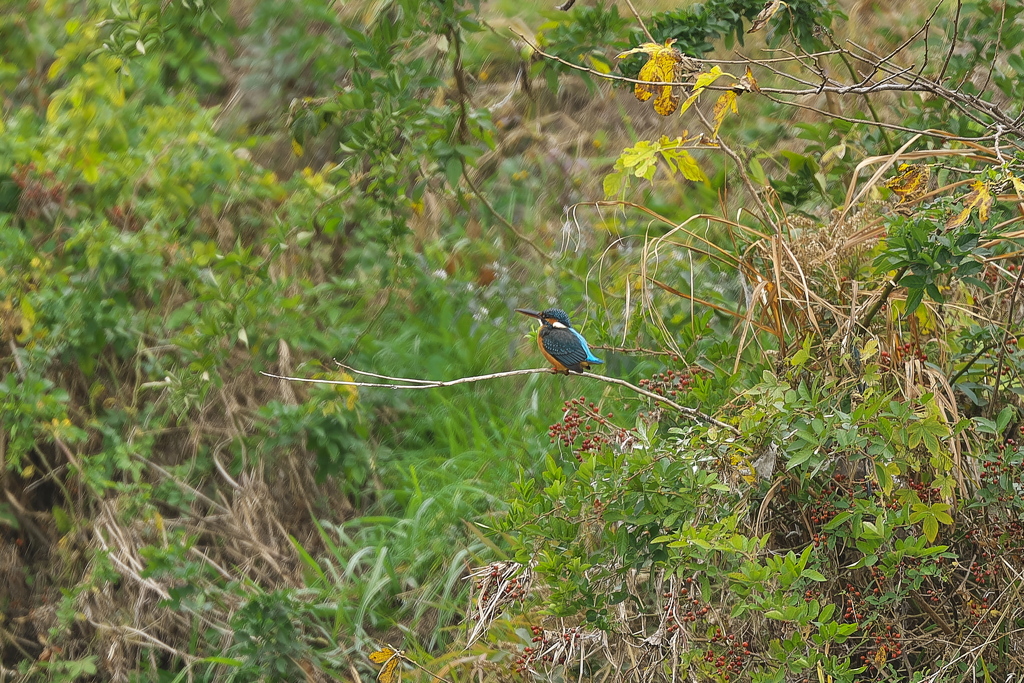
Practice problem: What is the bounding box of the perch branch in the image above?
[260,367,737,434]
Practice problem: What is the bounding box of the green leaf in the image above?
[603,171,624,197]
[748,157,767,185]
[663,148,707,183]
[445,157,463,188]
[802,569,826,581]
[922,516,939,543]
[997,405,1014,434]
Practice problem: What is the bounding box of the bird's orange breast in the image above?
[538,334,568,372]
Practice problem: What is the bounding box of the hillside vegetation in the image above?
[3,0,1024,681]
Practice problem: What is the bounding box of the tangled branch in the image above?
[512,10,1024,146]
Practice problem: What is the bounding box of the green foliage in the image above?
[604,135,707,197]
[647,0,841,56]
[227,591,312,681]
[535,3,633,89]
[876,210,988,313]
[7,0,1024,681]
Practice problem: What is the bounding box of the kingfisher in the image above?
[516,307,603,374]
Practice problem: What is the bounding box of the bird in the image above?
[515,307,603,374]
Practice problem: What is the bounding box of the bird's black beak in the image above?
[515,308,542,319]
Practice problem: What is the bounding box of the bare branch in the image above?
[260,366,738,433]
[938,0,963,82]
[262,367,550,389]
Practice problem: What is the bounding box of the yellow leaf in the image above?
[712,91,738,137]
[588,55,611,74]
[677,90,702,117]
[678,66,732,117]
[748,0,788,34]
[946,179,992,228]
[291,139,304,157]
[618,40,683,116]
[369,647,398,664]
[1009,174,1024,197]
[335,371,359,410]
[861,338,878,361]
[884,163,930,203]
[653,89,679,116]
[48,56,67,80]
[369,647,402,683]
[692,66,727,91]
[978,186,992,222]
[730,453,756,485]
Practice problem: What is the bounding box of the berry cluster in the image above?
[841,583,865,622]
[905,479,941,504]
[807,476,841,527]
[474,573,527,602]
[983,261,1022,287]
[661,576,709,630]
[979,432,1024,506]
[968,551,998,587]
[469,561,531,615]
[807,473,874,532]
[701,628,751,680]
[966,519,1024,553]
[514,625,555,672]
[866,565,891,596]
[879,341,928,365]
[859,623,903,671]
[548,397,631,461]
[921,586,943,604]
[11,163,66,222]
[637,366,705,399]
[967,594,996,625]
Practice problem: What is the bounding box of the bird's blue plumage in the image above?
[570,328,603,365]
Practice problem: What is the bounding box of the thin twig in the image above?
[462,169,548,259]
[938,0,962,82]
[578,371,737,433]
[622,0,654,42]
[948,341,996,387]
[335,360,437,384]
[591,345,678,357]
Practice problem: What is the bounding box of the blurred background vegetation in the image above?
[3,0,1024,681]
